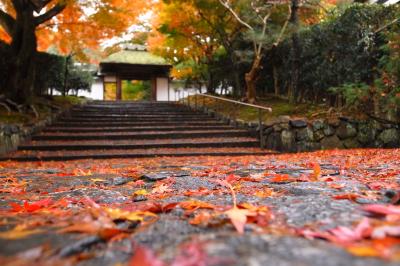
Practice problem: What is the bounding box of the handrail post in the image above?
[234,103,238,126]
[258,108,264,149]
[187,92,191,108]
[195,93,198,110]
[203,95,206,112]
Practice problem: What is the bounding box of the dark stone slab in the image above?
[290,120,307,128]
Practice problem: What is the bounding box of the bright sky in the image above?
[101,10,154,48]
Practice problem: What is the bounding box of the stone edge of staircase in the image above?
[0,104,76,156]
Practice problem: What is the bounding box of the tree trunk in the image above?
[6,6,37,104]
[230,52,242,99]
[288,0,300,104]
[245,55,261,103]
[273,65,279,96]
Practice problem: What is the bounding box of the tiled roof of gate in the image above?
[101,49,171,66]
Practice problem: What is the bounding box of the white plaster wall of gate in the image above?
[156,77,170,101]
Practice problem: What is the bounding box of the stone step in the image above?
[43,125,234,133]
[32,130,251,141]
[58,117,217,122]
[51,121,227,127]
[62,114,212,119]
[70,107,194,111]
[5,101,262,161]
[68,112,206,116]
[3,147,274,161]
[19,138,259,151]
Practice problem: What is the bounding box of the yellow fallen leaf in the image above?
[91,178,105,182]
[104,208,157,222]
[74,169,92,176]
[312,163,321,181]
[254,188,275,198]
[0,224,42,239]
[347,245,381,257]
[133,189,148,196]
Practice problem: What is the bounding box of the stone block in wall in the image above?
[264,126,273,136]
[266,132,283,151]
[378,129,400,148]
[314,130,325,141]
[248,121,258,128]
[328,118,341,128]
[281,130,296,152]
[277,115,290,124]
[312,119,325,131]
[296,141,321,152]
[321,135,344,149]
[344,138,361,149]
[357,123,377,146]
[265,119,277,128]
[371,120,383,131]
[323,125,335,137]
[295,127,314,142]
[337,122,358,140]
[10,134,20,147]
[273,124,283,132]
[289,119,307,128]
[236,119,246,128]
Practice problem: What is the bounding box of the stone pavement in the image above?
[0,149,399,265]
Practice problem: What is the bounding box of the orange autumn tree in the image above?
[149,0,240,94]
[0,0,148,105]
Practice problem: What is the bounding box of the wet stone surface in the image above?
[0,149,400,265]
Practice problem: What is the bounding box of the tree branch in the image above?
[0,8,16,35]
[374,17,400,34]
[219,0,254,31]
[274,3,292,46]
[34,2,67,26]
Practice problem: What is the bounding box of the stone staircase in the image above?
[3,101,272,161]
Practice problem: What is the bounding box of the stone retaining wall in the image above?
[0,109,67,156]
[210,110,400,152]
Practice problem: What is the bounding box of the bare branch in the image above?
[0,8,15,35]
[274,2,292,46]
[0,102,11,113]
[251,1,265,22]
[256,10,273,55]
[35,1,67,25]
[219,0,254,31]
[374,17,400,34]
[30,104,39,118]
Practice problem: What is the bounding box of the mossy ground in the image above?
[0,96,86,125]
[186,95,329,123]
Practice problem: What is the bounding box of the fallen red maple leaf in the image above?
[269,174,294,183]
[10,198,53,213]
[129,246,165,266]
[333,193,362,201]
[299,218,372,244]
[362,204,400,216]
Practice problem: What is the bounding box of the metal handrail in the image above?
[177,92,272,149]
[196,94,273,112]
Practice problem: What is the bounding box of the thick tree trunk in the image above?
[245,55,261,103]
[6,6,37,104]
[288,0,300,104]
